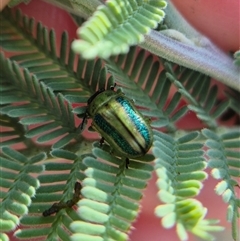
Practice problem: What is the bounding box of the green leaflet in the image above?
[233,50,240,66]
[7,0,30,7]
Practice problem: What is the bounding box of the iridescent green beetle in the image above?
[81,86,153,165]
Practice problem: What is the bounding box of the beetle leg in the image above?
[99,137,105,146]
[125,158,129,169]
[79,112,88,130]
[144,116,151,124]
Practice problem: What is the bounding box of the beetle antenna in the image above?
[79,112,88,130]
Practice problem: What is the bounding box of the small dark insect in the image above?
[42,182,82,216]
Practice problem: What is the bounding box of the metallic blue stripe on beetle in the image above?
[81,85,153,163]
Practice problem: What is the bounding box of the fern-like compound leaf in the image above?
[70,145,154,241]
[1,5,237,241]
[153,130,223,240]
[15,149,87,241]
[202,128,240,240]
[0,9,108,148]
[0,55,77,148]
[72,0,167,59]
[0,147,45,240]
[165,64,231,129]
